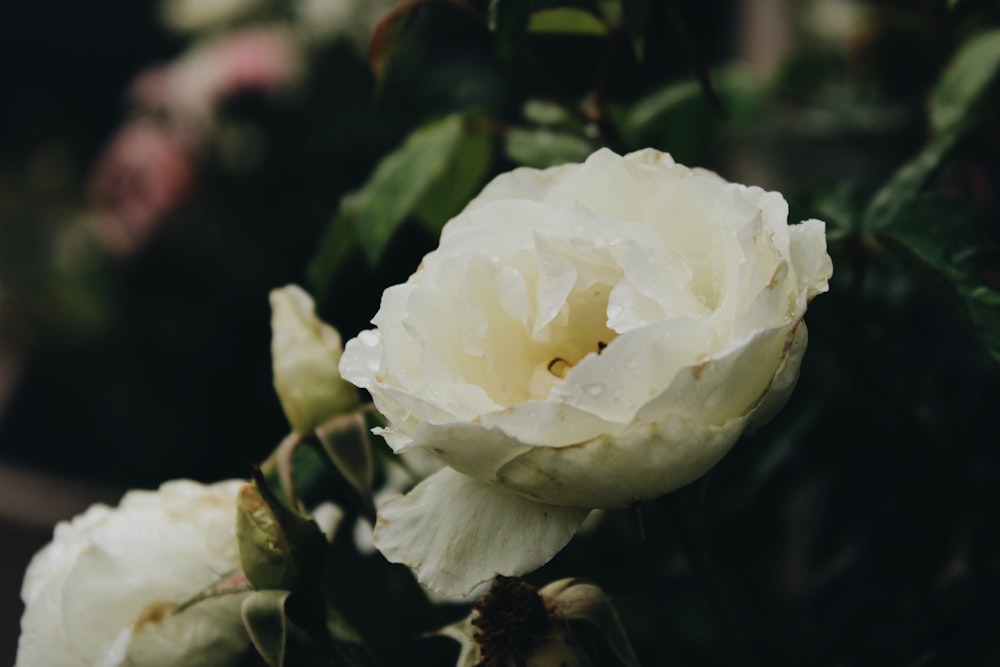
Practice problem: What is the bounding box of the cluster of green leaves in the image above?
[864,28,1000,361]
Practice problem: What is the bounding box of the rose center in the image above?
[523,282,618,401]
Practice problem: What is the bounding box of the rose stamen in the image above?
[547,358,571,379]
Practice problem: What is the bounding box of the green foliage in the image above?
[863,24,1000,363]
[614,69,766,161]
[877,195,1000,361]
[527,8,608,36]
[352,114,466,263]
[412,124,492,234]
[863,128,962,233]
[312,114,492,271]
[505,127,595,168]
[929,28,1000,134]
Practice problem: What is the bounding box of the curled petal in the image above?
[374,469,589,597]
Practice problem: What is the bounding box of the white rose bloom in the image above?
[15,480,250,667]
[340,148,832,596]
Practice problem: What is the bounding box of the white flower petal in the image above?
[789,219,834,300]
[494,414,748,508]
[374,469,589,596]
[746,321,809,430]
[480,400,624,447]
[637,322,795,426]
[405,421,533,478]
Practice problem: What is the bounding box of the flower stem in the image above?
[661,494,757,667]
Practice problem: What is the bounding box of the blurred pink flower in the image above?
[135,27,304,137]
[89,120,195,255]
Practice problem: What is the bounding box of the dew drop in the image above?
[607,303,624,319]
[359,330,380,347]
[366,358,381,372]
[584,383,604,397]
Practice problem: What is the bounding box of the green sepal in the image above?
[236,469,329,593]
[241,590,338,667]
[314,413,377,523]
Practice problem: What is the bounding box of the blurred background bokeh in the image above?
[2,0,999,664]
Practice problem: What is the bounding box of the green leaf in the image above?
[614,69,766,161]
[505,128,595,168]
[236,471,329,592]
[527,8,608,36]
[522,99,575,127]
[878,194,1000,362]
[413,125,492,234]
[353,115,466,264]
[367,0,418,85]
[488,0,531,59]
[863,127,962,232]
[314,413,376,523]
[596,0,622,24]
[929,28,1000,134]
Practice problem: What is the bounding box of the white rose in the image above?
[15,480,250,667]
[271,284,358,434]
[340,148,832,596]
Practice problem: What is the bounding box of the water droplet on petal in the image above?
[607,303,624,319]
[584,383,604,397]
[359,330,380,347]
[366,358,380,372]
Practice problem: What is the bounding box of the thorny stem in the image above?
[662,494,756,667]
